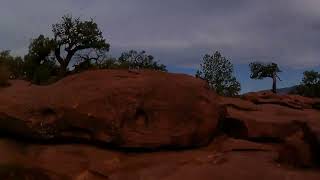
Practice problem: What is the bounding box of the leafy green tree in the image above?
[118,50,167,71]
[295,70,320,97]
[26,35,55,63]
[302,70,320,85]
[52,15,110,76]
[24,35,58,84]
[249,62,281,93]
[196,51,241,96]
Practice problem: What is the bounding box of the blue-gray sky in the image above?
[1,0,320,92]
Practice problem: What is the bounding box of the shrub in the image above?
[0,65,10,87]
[118,50,167,71]
[295,70,320,97]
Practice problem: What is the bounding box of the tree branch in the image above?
[276,74,282,81]
[54,45,64,64]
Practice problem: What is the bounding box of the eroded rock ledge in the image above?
[220,92,320,167]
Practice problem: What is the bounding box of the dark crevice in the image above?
[134,108,149,127]
[0,134,214,154]
[40,107,56,116]
[217,117,248,139]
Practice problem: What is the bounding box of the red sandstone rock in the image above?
[277,130,315,167]
[0,138,319,180]
[221,92,320,167]
[0,70,220,149]
[243,91,320,109]
[1,70,320,179]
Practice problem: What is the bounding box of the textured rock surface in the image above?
[0,70,220,149]
[220,92,320,167]
[0,137,320,180]
[1,71,320,179]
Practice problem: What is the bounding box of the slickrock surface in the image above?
[0,70,319,179]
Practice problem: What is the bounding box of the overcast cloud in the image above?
[1,0,320,69]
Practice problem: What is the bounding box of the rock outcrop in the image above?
[0,70,220,149]
[0,71,320,179]
[220,92,320,167]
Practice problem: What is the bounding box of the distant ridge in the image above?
[256,85,299,95]
[276,85,299,95]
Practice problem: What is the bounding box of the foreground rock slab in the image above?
[0,70,220,149]
[0,138,319,180]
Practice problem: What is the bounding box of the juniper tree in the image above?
[52,15,109,76]
[249,62,281,93]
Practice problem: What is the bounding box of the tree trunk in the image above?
[59,62,68,77]
[272,73,277,94]
[59,53,74,77]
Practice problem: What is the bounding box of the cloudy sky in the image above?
[1,0,320,92]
